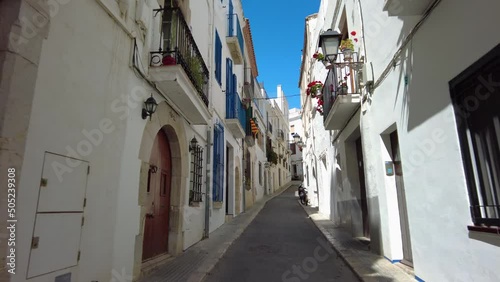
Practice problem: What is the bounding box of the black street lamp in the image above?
[319,29,343,62]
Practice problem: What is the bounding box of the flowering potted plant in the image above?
[312,52,325,61]
[340,31,358,60]
[337,74,350,95]
[307,81,323,98]
[313,52,332,69]
[338,80,348,95]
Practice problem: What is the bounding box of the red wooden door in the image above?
[143,130,172,261]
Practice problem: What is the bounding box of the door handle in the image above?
[146,213,154,219]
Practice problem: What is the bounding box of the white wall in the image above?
[360,0,500,280]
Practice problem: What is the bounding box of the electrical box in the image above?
[385,161,394,176]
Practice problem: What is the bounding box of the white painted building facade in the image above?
[289,108,304,181]
[0,0,272,281]
[268,85,291,191]
[300,0,500,281]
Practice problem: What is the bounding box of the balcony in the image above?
[225,91,246,138]
[226,13,244,64]
[149,7,210,125]
[383,0,433,16]
[245,106,255,147]
[322,52,362,130]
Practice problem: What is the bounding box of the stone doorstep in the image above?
[302,206,415,282]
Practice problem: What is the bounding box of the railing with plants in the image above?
[266,137,278,165]
[150,7,209,106]
[227,13,245,58]
[321,51,363,119]
[226,91,247,132]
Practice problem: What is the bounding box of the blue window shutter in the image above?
[226,58,233,93]
[215,31,222,85]
[228,0,234,36]
[212,123,225,202]
[232,73,237,94]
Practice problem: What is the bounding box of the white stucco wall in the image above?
[360,0,500,280]
[302,0,500,280]
[10,0,240,280]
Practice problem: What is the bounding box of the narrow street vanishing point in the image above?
[203,185,359,282]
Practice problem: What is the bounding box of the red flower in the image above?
[354,38,358,42]
[350,31,357,36]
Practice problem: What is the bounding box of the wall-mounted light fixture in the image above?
[189,137,198,152]
[318,29,343,63]
[142,94,158,121]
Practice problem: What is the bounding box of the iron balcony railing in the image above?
[322,52,363,120]
[226,91,247,132]
[227,13,244,58]
[246,106,255,137]
[150,7,209,106]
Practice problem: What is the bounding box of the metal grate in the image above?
[190,144,204,203]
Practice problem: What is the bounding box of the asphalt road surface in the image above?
[203,185,359,282]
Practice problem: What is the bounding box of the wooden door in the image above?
[355,137,370,238]
[390,131,413,267]
[143,130,172,261]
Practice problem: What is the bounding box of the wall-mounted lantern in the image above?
[189,137,198,152]
[319,29,343,62]
[142,94,158,121]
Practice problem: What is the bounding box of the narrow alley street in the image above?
[203,185,359,282]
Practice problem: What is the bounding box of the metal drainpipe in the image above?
[203,0,215,239]
[204,127,212,238]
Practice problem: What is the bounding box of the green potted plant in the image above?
[312,52,325,61]
[338,80,348,95]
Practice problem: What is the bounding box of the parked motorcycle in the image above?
[298,184,309,205]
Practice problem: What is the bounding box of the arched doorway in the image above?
[142,129,172,261]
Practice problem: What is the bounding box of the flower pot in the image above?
[341,48,354,61]
[339,85,348,95]
[162,55,177,66]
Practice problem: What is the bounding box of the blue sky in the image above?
[241,0,321,110]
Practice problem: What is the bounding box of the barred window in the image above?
[449,44,500,226]
[190,142,204,204]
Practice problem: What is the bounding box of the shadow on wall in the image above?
[329,139,383,256]
[468,232,500,248]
